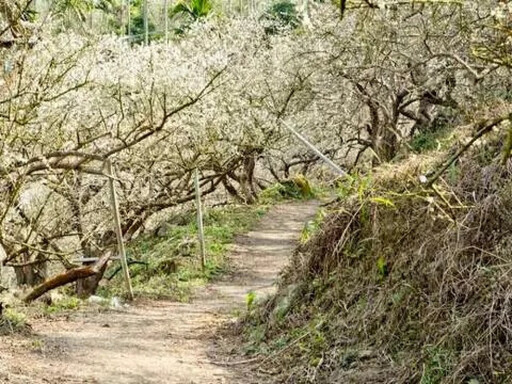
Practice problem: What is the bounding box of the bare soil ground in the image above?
[0,201,318,384]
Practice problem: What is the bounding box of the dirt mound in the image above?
[243,135,512,383]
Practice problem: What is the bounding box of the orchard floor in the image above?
[0,201,319,384]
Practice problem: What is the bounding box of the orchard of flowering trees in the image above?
[0,0,511,298]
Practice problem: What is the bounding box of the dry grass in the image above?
[242,133,512,383]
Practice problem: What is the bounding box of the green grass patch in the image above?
[43,296,82,315]
[420,346,455,384]
[99,204,269,301]
[300,208,326,244]
[0,307,30,335]
[410,126,454,153]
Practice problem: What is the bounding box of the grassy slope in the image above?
[100,204,270,301]
[241,132,512,383]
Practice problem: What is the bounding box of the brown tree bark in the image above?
[24,253,111,303]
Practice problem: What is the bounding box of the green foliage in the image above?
[376,256,388,279]
[244,324,267,354]
[501,127,512,164]
[170,0,212,34]
[0,308,29,335]
[44,296,81,315]
[260,175,316,203]
[420,347,454,384]
[300,209,326,244]
[52,0,118,24]
[410,113,457,153]
[246,291,256,311]
[336,172,372,202]
[494,88,512,102]
[447,162,460,184]
[293,174,314,198]
[101,204,268,300]
[370,196,395,208]
[170,0,212,20]
[129,0,157,43]
[53,0,94,21]
[261,0,301,35]
[411,130,445,153]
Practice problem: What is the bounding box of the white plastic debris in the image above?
[87,295,107,305]
[110,297,124,309]
[87,295,127,309]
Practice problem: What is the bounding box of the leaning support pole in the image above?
[194,168,207,271]
[280,120,349,178]
[106,160,134,300]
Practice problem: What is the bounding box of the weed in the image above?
[336,172,372,201]
[300,209,326,244]
[246,291,256,311]
[262,0,301,35]
[411,126,453,153]
[44,296,81,315]
[31,339,44,351]
[420,347,454,384]
[376,256,388,279]
[0,307,29,335]
[244,324,267,354]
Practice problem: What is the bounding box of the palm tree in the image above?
[169,0,212,32]
[53,0,93,22]
[52,0,117,27]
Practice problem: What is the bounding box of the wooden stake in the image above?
[106,161,134,300]
[194,169,206,271]
[0,243,6,289]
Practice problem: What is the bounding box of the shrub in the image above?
[261,0,301,35]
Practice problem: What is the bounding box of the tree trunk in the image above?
[242,153,258,203]
[13,257,47,287]
[76,260,109,298]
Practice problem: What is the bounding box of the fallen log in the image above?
[23,253,111,303]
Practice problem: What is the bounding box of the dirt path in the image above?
[0,201,318,384]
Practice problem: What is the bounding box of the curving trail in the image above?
[0,201,318,384]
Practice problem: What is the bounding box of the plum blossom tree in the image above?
[1,0,511,298]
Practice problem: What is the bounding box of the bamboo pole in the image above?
[121,0,126,36]
[143,0,149,45]
[194,169,206,271]
[106,161,134,300]
[164,0,169,44]
[127,0,131,39]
